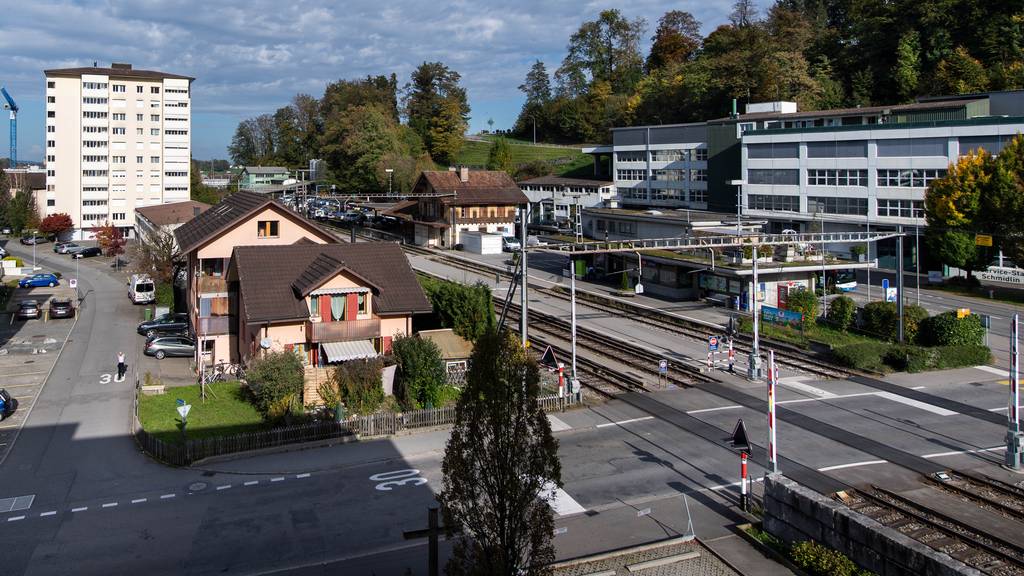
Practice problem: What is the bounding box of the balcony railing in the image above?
[197,315,230,335]
[198,275,227,294]
[306,319,380,343]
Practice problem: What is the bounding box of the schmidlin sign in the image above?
[979,266,1024,285]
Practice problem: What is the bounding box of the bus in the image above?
[819,270,858,292]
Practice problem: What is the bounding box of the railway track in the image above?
[840,486,1024,575]
[932,470,1024,520]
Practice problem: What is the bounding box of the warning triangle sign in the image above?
[731,419,750,450]
[539,345,559,369]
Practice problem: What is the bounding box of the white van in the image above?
[128,274,156,304]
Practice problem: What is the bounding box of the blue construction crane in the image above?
[1,87,17,168]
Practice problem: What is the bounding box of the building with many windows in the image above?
[43,63,192,240]
[517,175,615,227]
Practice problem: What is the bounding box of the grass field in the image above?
[138,381,267,444]
[456,138,589,172]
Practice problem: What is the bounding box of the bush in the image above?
[932,345,992,369]
[827,295,856,331]
[790,540,866,576]
[831,342,890,372]
[419,277,495,342]
[323,357,384,416]
[155,283,174,309]
[861,301,897,340]
[392,335,446,409]
[786,289,819,324]
[918,312,985,346]
[246,351,305,422]
[904,305,929,344]
[883,345,936,373]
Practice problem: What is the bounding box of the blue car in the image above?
[19,273,59,288]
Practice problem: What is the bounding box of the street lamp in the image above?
[728,180,746,238]
[385,168,394,196]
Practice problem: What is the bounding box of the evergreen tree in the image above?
[405,62,470,164]
[646,10,702,71]
[487,137,515,175]
[893,30,921,102]
[519,61,552,106]
[935,46,989,94]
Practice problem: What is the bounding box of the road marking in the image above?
[778,392,876,406]
[244,481,259,486]
[160,494,175,499]
[686,405,742,414]
[270,477,284,483]
[216,485,231,491]
[101,502,117,508]
[542,482,586,517]
[817,460,888,472]
[875,392,957,416]
[989,406,1009,412]
[596,416,655,428]
[0,372,47,379]
[548,415,571,432]
[923,446,1004,459]
[131,498,146,504]
[8,515,24,522]
[295,473,310,479]
[975,365,1006,376]
[778,378,835,398]
[71,507,87,512]
[39,511,56,517]
[910,386,927,390]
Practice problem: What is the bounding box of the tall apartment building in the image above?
[44,63,193,240]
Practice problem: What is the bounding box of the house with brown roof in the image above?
[135,200,210,250]
[397,167,528,248]
[229,243,431,370]
[173,190,338,366]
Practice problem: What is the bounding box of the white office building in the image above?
[44,63,193,240]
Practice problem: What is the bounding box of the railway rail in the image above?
[932,470,1024,520]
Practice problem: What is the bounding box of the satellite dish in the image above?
[260,338,273,349]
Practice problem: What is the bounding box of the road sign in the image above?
[634,282,644,295]
[175,398,185,406]
[69,278,78,289]
[658,359,668,375]
[976,234,993,247]
[176,404,191,419]
[886,287,897,302]
[708,336,720,352]
[881,278,889,292]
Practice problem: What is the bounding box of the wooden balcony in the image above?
[306,319,380,343]
[198,275,227,294]
[197,315,231,335]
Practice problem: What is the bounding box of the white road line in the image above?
[778,378,835,398]
[8,515,24,522]
[71,507,87,512]
[989,406,1009,412]
[101,502,117,508]
[595,416,655,428]
[131,498,147,504]
[160,494,175,500]
[547,415,571,432]
[295,473,311,479]
[778,392,876,406]
[244,481,259,486]
[923,446,1004,459]
[39,511,56,517]
[686,405,743,414]
[875,392,957,416]
[270,477,285,483]
[975,365,1007,376]
[910,386,927,390]
[817,460,888,472]
[542,482,586,517]
[216,485,231,491]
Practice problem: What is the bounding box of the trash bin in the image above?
[144,308,152,321]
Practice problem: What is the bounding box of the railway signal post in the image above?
[1007,314,1023,470]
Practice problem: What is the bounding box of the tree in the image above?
[94,221,126,259]
[557,10,647,95]
[0,169,9,228]
[39,213,74,238]
[518,61,552,106]
[486,137,514,175]
[391,335,446,410]
[319,358,385,416]
[246,350,305,422]
[935,46,989,95]
[428,97,468,165]
[440,330,561,576]
[190,159,224,205]
[419,277,496,341]
[646,10,702,70]
[925,150,993,275]
[135,228,177,283]
[892,30,921,102]
[404,62,470,164]
[6,187,39,234]
[990,135,1024,262]
[730,0,759,27]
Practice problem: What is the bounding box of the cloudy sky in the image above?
[1,0,770,161]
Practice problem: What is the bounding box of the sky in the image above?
[0,0,771,162]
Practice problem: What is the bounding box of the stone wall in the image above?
[763,474,982,576]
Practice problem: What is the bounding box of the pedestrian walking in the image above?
[117,351,126,381]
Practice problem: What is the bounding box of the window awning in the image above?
[321,339,378,363]
[310,287,370,296]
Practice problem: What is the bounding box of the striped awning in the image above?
[310,287,370,296]
[321,339,378,363]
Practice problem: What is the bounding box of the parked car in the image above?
[502,236,522,252]
[144,336,195,359]
[137,312,190,337]
[20,235,48,245]
[19,273,59,288]
[128,274,156,304]
[0,246,7,258]
[72,247,102,259]
[48,298,75,319]
[0,388,11,420]
[54,242,81,254]
[15,300,41,320]
[1,226,11,235]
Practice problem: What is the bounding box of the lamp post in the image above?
[748,243,762,380]
[385,168,394,196]
[728,180,746,238]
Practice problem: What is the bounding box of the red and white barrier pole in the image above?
[728,339,735,373]
[767,350,778,474]
[740,451,749,511]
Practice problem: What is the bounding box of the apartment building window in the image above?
[83,82,108,90]
[150,128,160,136]
[136,100,143,108]
[83,155,107,162]
[876,168,946,188]
[113,127,125,135]
[806,140,868,158]
[358,293,368,314]
[690,190,708,203]
[47,81,55,88]
[747,142,799,159]
[83,111,108,119]
[653,169,685,181]
[151,156,160,163]
[47,140,55,148]
[166,88,188,94]
[83,126,108,133]
[689,169,708,182]
[46,155,54,162]
[137,128,144,135]
[47,126,55,133]
[82,170,108,177]
[112,84,125,93]
[651,149,686,162]
[82,187,108,193]
[83,140,106,148]
[111,156,125,163]
[113,113,125,121]
[807,196,867,215]
[151,114,159,122]
[112,213,126,221]
[164,187,187,193]
[150,101,160,108]
[164,171,187,177]
[47,111,55,118]
[46,199,55,207]
[694,148,708,161]
[616,151,646,163]
[748,194,800,212]
[166,129,188,135]
[151,87,160,94]
[135,156,143,163]
[83,200,108,207]
[82,213,107,221]
[876,137,947,157]
[47,96,55,103]
[748,169,799,185]
[136,86,144,93]
[46,169,55,176]
[46,185,54,191]
[877,199,924,219]
[617,222,636,237]
[807,169,868,187]
[257,220,279,238]
[82,97,108,104]
[616,169,646,181]
[136,114,144,121]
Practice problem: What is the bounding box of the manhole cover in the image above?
[188,482,207,492]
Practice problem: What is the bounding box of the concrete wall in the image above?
[763,475,982,576]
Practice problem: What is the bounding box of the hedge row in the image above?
[832,342,992,373]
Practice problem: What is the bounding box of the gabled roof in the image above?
[233,243,431,323]
[418,170,528,206]
[173,190,335,255]
[135,200,211,227]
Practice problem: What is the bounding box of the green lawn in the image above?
[138,381,267,444]
[456,139,588,169]
[740,317,876,349]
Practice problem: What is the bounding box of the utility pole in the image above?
[866,214,871,302]
[897,226,905,343]
[570,256,577,387]
[520,204,528,347]
[1007,314,1022,470]
[820,212,827,319]
[748,244,762,380]
[915,226,921,307]
[767,349,778,473]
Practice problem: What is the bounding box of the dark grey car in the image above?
[15,300,40,320]
[144,336,195,359]
[49,298,75,319]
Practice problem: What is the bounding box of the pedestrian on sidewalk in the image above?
[117,351,126,381]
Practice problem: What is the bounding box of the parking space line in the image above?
[7,516,24,522]
[216,485,231,491]
[270,477,284,483]
[595,416,655,428]
[296,473,310,479]
[131,498,146,504]
[817,460,887,472]
[39,511,56,517]
[101,502,117,508]
[159,494,175,500]
[71,507,87,513]
[244,481,258,486]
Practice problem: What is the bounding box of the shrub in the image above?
[392,335,446,409]
[246,350,305,421]
[932,345,992,369]
[883,345,936,372]
[790,540,864,576]
[904,305,929,344]
[827,295,856,331]
[831,342,890,372]
[2,256,24,267]
[786,289,819,324]
[419,277,495,341]
[620,270,630,291]
[850,245,866,259]
[324,357,384,416]
[155,283,174,309]
[918,312,985,346]
[861,301,897,340]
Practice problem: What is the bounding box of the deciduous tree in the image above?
[94,221,126,259]
[646,10,702,71]
[486,137,514,175]
[39,213,74,238]
[556,9,647,95]
[404,62,469,164]
[440,330,561,576]
[134,228,177,283]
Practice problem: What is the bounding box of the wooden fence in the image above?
[133,383,579,467]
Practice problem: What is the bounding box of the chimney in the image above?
[193,206,201,216]
[459,166,469,183]
[111,63,132,70]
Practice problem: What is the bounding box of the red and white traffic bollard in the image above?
[740,452,749,512]
[728,340,736,373]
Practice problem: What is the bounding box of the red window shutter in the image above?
[320,295,331,320]
[346,294,358,320]
[383,336,393,354]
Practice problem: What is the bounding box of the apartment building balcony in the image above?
[197,275,227,295]
[306,319,380,343]
[196,315,230,336]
